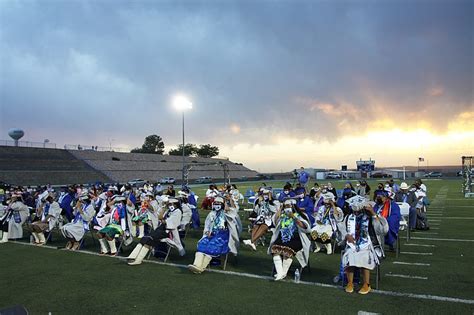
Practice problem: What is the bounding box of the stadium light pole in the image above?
[173,95,193,186]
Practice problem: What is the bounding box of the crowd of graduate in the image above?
[0,170,431,295]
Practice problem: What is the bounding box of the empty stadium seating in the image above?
[0,146,111,185]
[70,150,258,183]
[0,146,258,185]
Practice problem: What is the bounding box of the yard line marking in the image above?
[434,217,474,220]
[411,237,474,242]
[430,227,440,230]
[385,274,428,280]
[393,261,431,266]
[400,252,433,255]
[411,232,438,235]
[8,240,474,305]
[10,241,58,250]
[403,244,435,248]
[358,311,381,315]
[429,219,442,222]
[445,206,474,208]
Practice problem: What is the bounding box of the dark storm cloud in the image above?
[0,0,472,149]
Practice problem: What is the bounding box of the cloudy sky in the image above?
[1,0,473,172]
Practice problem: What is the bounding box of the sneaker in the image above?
[345,282,354,293]
[249,243,257,251]
[243,239,252,246]
[358,283,371,295]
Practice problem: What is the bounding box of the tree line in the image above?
[131,135,219,158]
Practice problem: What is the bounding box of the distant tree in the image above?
[130,135,165,154]
[169,143,198,156]
[196,144,219,158]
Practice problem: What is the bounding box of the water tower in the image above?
[8,128,25,146]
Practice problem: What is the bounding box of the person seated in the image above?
[337,182,357,215]
[201,185,218,210]
[30,194,62,245]
[163,185,176,197]
[373,190,401,251]
[355,180,371,199]
[278,183,295,202]
[131,192,152,238]
[188,196,240,274]
[269,199,311,281]
[177,190,193,230]
[395,182,417,231]
[372,183,385,201]
[326,182,338,198]
[295,186,314,226]
[97,195,129,255]
[60,191,96,250]
[311,192,340,255]
[337,200,388,294]
[0,192,29,243]
[243,189,278,251]
[127,198,184,265]
[310,186,324,210]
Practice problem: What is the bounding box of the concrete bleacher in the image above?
[0,146,111,185]
[0,146,258,185]
[70,150,258,183]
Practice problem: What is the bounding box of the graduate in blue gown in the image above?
[373,190,401,250]
[295,186,315,226]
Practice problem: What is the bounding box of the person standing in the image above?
[298,167,310,188]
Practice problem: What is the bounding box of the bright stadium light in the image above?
[173,95,193,111]
[172,94,193,187]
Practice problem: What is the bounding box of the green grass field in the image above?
[1,179,473,314]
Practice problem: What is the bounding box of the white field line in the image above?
[385,274,428,280]
[393,261,431,266]
[403,244,435,248]
[430,227,440,230]
[400,252,433,256]
[429,219,442,222]
[433,217,474,220]
[411,237,474,242]
[8,241,474,305]
[412,232,439,235]
[445,206,474,208]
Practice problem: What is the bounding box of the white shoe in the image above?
[313,242,321,253]
[128,246,149,266]
[127,244,143,260]
[243,239,252,246]
[0,232,8,243]
[325,243,332,255]
[273,255,284,280]
[275,273,286,281]
[138,225,145,238]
